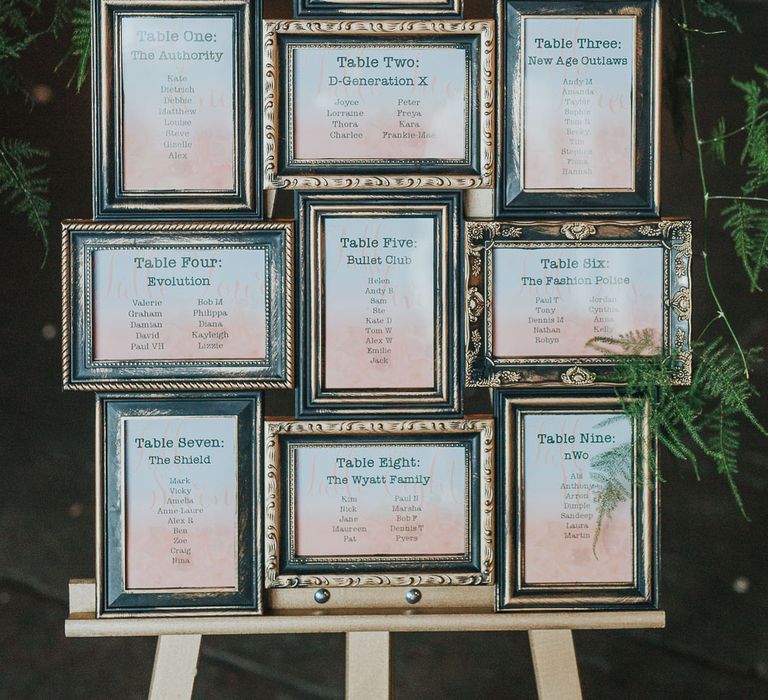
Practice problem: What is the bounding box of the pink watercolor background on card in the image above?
[293,445,467,557]
[323,217,436,389]
[523,17,635,190]
[120,16,235,192]
[292,47,466,161]
[92,248,267,361]
[492,247,663,358]
[522,412,634,585]
[124,415,238,590]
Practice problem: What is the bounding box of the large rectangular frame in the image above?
[495,391,658,610]
[263,19,494,190]
[97,392,262,616]
[264,418,494,609]
[497,0,659,217]
[297,191,462,417]
[62,220,293,391]
[465,219,691,387]
[93,0,261,218]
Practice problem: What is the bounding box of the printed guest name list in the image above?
[322,217,435,389]
[92,248,267,361]
[522,412,634,584]
[523,16,636,190]
[492,247,663,357]
[124,415,238,590]
[292,46,467,160]
[120,16,235,191]
[293,444,467,557]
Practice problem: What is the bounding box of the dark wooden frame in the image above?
[92,0,261,218]
[497,0,659,217]
[62,221,293,390]
[98,392,262,615]
[296,191,462,417]
[294,0,462,18]
[495,391,658,611]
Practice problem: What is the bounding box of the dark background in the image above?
[1,0,767,697]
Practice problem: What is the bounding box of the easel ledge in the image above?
[65,579,665,699]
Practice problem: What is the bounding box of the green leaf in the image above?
[0,138,50,263]
[706,116,727,165]
[695,0,742,32]
[55,1,90,92]
[590,442,632,558]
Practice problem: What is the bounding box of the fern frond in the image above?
[55,0,90,92]
[586,329,660,356]
[695,0,742,32]
[0,138,50,262]
[601,339,766,516]
[706,116,728,165]
[590,442,632,559]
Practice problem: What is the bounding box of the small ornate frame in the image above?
[294,0,462,17]
[296,191,462,417]
[495,392,658,611]
[465,219,691,387]
[497,0,660,217]
[97,392,262,616]
[263,19,494,190]
[92,0,261,218]
[62,220,293,391]
[264,418,494,610]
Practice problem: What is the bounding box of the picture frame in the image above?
[296,191,462,417]
[497,0,659,217]
[92,0,261,218]
[97,392,262,615]
[495,391,658,610]
[294,0,462,18]
[465,219,691,387]
[263,19,494,190]
[264,418,494,610]
[62,220,293,391]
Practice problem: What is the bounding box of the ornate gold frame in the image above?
[263,19,494,190]
[263,418,494,609]
[465,219,692,387]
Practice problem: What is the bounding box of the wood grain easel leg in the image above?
[345,631,390,700]
[148,634,202,700]
[528,629,582,700]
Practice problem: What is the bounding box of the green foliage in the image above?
[56,0,90,92]
[707,117,727,165]
[0,0,91,260]
[695,0,742,32]
[590,441,632,559]
[604,339,766,518]
[0,138,50,262]
[586,328,659,356]
[717,67,768,292]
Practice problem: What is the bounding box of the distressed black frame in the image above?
[495,390,658,611]
[296,191,462,417]
[294,0,462,18]
[98,392,262,615]
[93,0,261,218]
[62,221,293,391]
[465,219,692,387]
[497,0,659,217]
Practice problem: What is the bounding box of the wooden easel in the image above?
[65,579,665,699]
